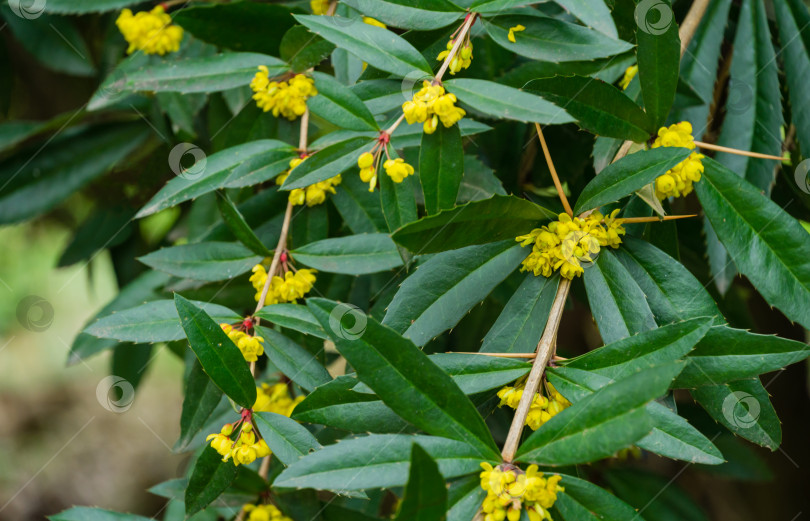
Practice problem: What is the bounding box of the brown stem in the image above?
[678,0,711,57]
[254,202,294,318]
[501,278,571,463]
[258,453,272,479]
[299,108,310,153]
[619,214,697,223]
[458,352,536,359]
[535,123,573,216]
[434,14,476,83]
[694,140,783,161]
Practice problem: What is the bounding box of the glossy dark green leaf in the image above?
[554,474,640,521]
[583,250,657,344]
[343,0,463,30]
[185,446,239,516]
[447,476,486,521]
[176,358,223,452]
[175,294,257,408]
[420,123,464,215]
[255,326,331,392]
[380,162,418,232]
[282,136,375,190]
[392,195,555,254]
[516,363,685,465]
[292,233,403,275]
[138,242,262,282]
[280,26,336,73]
[273,434,492,491]
[295,14,433,77]
[554,0,617,38]
[310,72,379,131]
[695,158,810,330]
[457,155,507,203]
[383,241,526,346]
[483,15,632,62]
[253,412,322,466]
[444,79,574,125]
[255,304,327,339]
[635,5,680,128]
[224,146,299,189]
[330,169,388,233]
[573,147,691,214]
[428,354,530,394]
[308,298,499,458]
[480,274,559,354]
[526,76,652,141]
[675,326,810,388]
[604,468,709,521]
[692,378,781,450]
[216,192,273,256]
[775,0,810,165]
[395,444,447,521]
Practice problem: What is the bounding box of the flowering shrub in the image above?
[3,0,810,520]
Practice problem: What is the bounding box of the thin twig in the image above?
[501,278,571,463]
[619,214,697,223]
[385,113,407,136]
[694,140,783,161]
[678,0,711,57]
[258,453,272,479]
[535,123,573,216]
[434,14,476,83]
[299,108,310,153]
[254,202,294,317]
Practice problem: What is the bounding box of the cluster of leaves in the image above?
[3,0,810,520]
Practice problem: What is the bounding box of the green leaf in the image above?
[395,444,447,521]
[715,0,783,193]
[775,0,810,165]
[216,192,273,256]
[480,274,559,354]
[613,237,722,326]
[447,475,486,521]
[380,162,418,232]
[308,298,499,458]
[254,326,331,392]
[526,76,652,141]
[457,155,507,203]
[58,206,135,267]
[554,474,640,521]
[255,304,327,339]
[138,242,262,282]
[554,0,618,38]
[482,15,633,62]
[383,241,526,346]
[635,4,680,129]
[282,136,375,190]
[516,363,685,465]
[429,354,531,394]
[175,294,257,408]
[295,14,433,77]
[695,158,810,330]
[49,507,152,521]
[420,123,464,215]
[185,446,239,516]
[84,299,241,343]
[224,146,299,189]
[90,54,287,109]
[392,195,554,254]
[692,378,781,450]
[583,250,657,344]
[604,469,709,521]
[291,233,403,275]
[330,170,388,233]
[573,147,691,213]
[42,0,137,13]
[563,317,712,380]
[253,412,322,466]
[280,26,336,73]
[136,140,288,217]
[310,72,379,131]
[342,0,464,30]
[675,326,810,388]
[176,358,223,452]
[273,434,492,491]
[0,123,150,225]
[444,79,574,125]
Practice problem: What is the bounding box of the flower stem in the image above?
[694,140,783,161]
[384,113,407,136]
[619,214,697,223]
[535,123,573,217]
[434,13,476,84]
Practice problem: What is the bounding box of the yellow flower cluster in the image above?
[277,157,342,207]
[651,121,705,199]
[497,382,571,431]
[115,6,183,55]
[507,24,525,43]
[207,422,270,466]
[516,211,625,279]
[250,69,317,120]
[619,64,638,90]
[402,81,466,134]
[363,16,386,28]
[250,264,317,304]
[436,38,473,75]
[480,463,564,521]
[253,383,304,417]
[356,151,414,192]
[221,323,265,363]
[242,504,292,521]
[311,0,330,14]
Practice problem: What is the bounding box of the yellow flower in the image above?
[357,152,375,169]
[362,16,387,28]
[220,324,265,362]
[479,462,563,521]
[507,24,525,43]
[383,158,414,183]
[243,503,292,521]
[115,6,183,55]
[497,381,571,431]
[436,38,473,75]
[401,81,465,134]
[250,70,317,120]
[310,0,330,15]
[276,156,341,206]
[651,121,705,199]
[619,64,638,90]
[253,383,305,417]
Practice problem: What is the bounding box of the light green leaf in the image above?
[255,326,331,392]
[255,304,327,339]
[281,136,375,190]
[138,242,262,282]
[310,72,379,131]
[292,233,403,275]
[444,79,574,125]
[554,0,617,38]
[253,412,322,466]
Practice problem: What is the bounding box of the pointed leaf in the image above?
[185,446,239,515]
[444,79,574,125]
[176,358,223,452]
[216,192,273,256]
[282,136,375,190]
[395,444,447,521]
[636,4,680,128]
[138,242,262,281]
[309,72,379,131]
[254,326,331,392]
[291,233,403,275]
[342,0,464,30]
[255,304,327,339]
[554,474,641,521]
[420,123,464,215]
[253,412,322,466]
